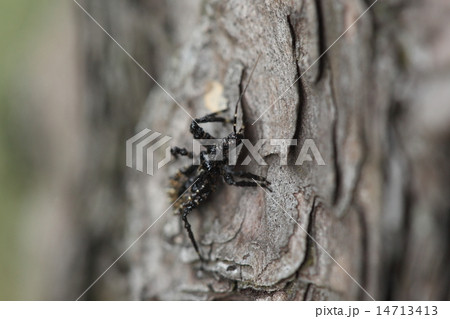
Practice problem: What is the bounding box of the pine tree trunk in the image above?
[74,0,450,300]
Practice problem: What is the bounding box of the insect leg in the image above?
[190,110,232,139]
[190,120,215,140]
[223,173,272,191]
[181,203,204,261]
[170,146,193,158]
[195,109,231,124]
[229,169,271,184]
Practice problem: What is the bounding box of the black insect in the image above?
[168,56,272,261]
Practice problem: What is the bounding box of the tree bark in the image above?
[74,0,450,300]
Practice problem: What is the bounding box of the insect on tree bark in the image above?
[71,0,450,300]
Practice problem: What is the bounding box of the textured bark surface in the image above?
[73,0,450,300]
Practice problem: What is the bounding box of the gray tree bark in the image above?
[73,0,450,300]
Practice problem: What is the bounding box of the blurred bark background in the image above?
[57,0,450,300]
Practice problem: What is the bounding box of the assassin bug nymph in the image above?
[168,55,272,261]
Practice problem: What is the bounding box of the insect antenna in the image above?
[233,53,262,134]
